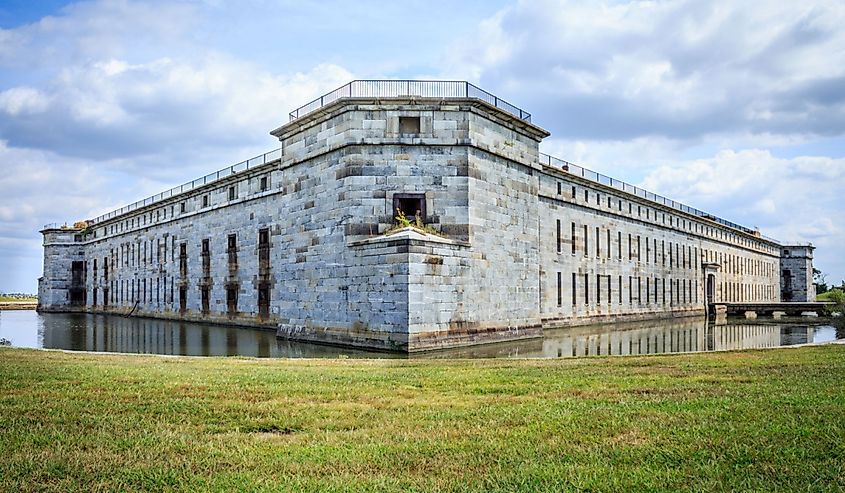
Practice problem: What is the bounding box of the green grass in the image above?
[1,346,844,492]
[818,289,843,302]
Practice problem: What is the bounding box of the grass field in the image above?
[1,346,844,492]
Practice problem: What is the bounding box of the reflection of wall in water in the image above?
[41,315,277,357]
[710,324,810,351]
[542,318,705,357]
[38,313,392,358]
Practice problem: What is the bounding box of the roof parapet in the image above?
[288,80,532,122]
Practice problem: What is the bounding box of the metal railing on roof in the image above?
[288,80,532,122]
[41,90,778,247]
[45,148,282,230]
[539,153,781,244]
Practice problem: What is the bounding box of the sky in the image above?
[0,0,843,294]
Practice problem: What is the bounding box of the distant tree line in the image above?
[813,268,844,295]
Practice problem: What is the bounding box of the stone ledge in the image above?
[347,227,470,249]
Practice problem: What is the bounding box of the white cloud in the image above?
[0,1,356,292]
[640,149,845,280]
[1,0,843,292]
[450,0,845,283]
[445,0,845,143]
[0,87,49,115]
[0,56,352,160]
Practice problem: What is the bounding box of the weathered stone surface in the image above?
[38,91,814,352]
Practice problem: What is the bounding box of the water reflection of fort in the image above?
[31,313,838,359]
[39,314,389,358]
[428,318,828,359]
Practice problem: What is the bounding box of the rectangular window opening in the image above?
[393,193,426,223]
[399,116,420,134]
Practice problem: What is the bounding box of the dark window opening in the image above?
[556,219,561,253]
[258,228,271,269]
[399,116,420,134]
[201,287,210,313]
[228,186,236,200]
[228,234,237,251]
[596,274,601,304]
[393,193,426,223]
[556,272,562,307]
[260,176,269,191]
[202,194,209,208]
[584,273,589,304]
[179,286,187,313]
[258,283,270,319]
[179,243,188,277]
[583,225,588,257]
[226,285,238,315]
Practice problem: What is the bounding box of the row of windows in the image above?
[94,279,270,318]
[99,229,270,278]
[555,273,699,308]
[93,228,272,317]
[97,174,272,239]
[554,219,779,280]
[721,282,777,302]
[554,180,777,255]
[703,249,776,278]
[555,220,700,270]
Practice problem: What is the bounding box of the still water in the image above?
[0,310,841,359]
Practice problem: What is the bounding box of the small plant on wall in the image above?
[395,208,412,228]
[387,208,441,237]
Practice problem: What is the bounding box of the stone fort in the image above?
[38,80,815,352]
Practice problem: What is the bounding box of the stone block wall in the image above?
[536,165,782,326]
[39,93,809,352]
[780,245,815,302]
[38,229,87,310]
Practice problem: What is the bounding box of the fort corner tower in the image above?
[39,80,816,352]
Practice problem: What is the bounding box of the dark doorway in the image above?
[226,284,238,315]
[201,287,210,314]
[258,283,270,319]
[782,269,793,301]
[706,274,715,304]
[179,286,187,313]
[69,261,86,306]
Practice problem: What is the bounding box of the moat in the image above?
[1,311,841,359]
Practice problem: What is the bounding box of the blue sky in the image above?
[0,0,843,293]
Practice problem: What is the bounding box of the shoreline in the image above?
[0,301,37,311]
